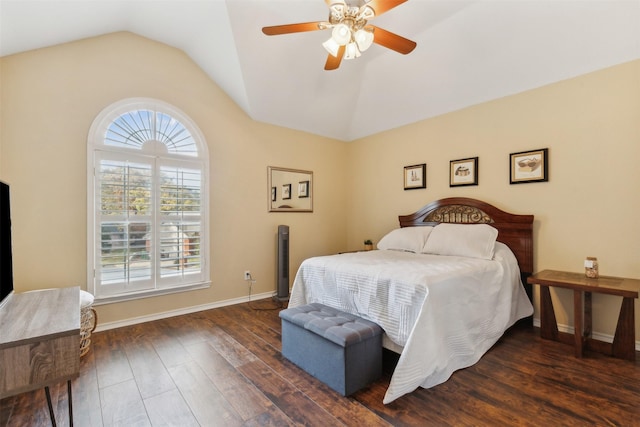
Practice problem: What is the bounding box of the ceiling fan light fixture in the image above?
[331,23,351,45]
[357,5,375,21]
[322,37,341,57]
[262,0,416,70]
[328,0,347,16]
[344,42,361,60]
[354,28,374,52]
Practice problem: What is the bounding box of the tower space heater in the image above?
[276,225,290,301]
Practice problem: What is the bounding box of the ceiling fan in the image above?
[262,0,416,71]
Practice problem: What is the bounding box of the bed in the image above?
[289,197,534,403]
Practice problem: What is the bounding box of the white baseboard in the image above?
[94,291,277,333]
[533,317,640,352]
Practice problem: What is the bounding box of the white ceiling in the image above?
[1,0,639,141]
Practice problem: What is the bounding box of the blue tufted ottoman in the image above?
[279,303,383,396]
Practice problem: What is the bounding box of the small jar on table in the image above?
[584,257,599,279]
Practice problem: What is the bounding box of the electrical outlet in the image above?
[244,271,251,281]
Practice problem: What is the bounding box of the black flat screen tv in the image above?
[0,180,14,307]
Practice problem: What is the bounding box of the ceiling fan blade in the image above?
[262,22,325,36]
[371,26,416,54]
[324,45,346,71]
[365,0,408,16]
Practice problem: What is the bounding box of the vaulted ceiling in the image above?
[1,0,639,141]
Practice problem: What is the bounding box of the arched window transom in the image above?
[104,110,198,156]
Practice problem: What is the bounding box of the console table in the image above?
[527,270,639,361]
[0,287,80,426]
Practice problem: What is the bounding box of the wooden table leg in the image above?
[583,291,592,340]
[573,290,584,358]
[612,297,636,361]
[539,286,559,341]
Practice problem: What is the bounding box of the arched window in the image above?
[88,98,209,301]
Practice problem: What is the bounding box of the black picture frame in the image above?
[404,163,426,190]
[450,157,478,187]
[298,180,309,198]
[282,184,291,200]
[510,148,549,184]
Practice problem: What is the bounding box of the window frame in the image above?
[87,98,210,304]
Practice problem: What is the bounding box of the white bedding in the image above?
[289,242,533,403]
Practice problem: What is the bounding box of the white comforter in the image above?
[289,242,533,403]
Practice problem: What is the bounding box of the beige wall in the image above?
[0,32,348,324]
[347,60,640,341]
[1,31,638,343]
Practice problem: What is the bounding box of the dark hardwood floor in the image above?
[2,299,639,426]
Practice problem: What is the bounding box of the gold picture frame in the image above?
[510,148,548,184]
[450,157,478,187]
[268,166,313,212]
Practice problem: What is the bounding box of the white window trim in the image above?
[87,98,210,303]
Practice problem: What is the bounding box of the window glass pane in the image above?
[160,167,202,215]
[159,222,201,278]
[105,110,154,150]
[99,160,152,216]
[155,112,198,156]
[100,222,152,285]
[159,165,202,279]
[104,109,197,156]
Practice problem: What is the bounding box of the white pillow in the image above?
[377,226,434,253]
[421,223,498,260]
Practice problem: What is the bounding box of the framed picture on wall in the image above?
[510,148,548,184]
[282,184,291,200]
[298,180,309,198]
[404,163,426,190]
[450,157,478,187]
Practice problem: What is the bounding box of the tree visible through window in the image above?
[88,99,209,300]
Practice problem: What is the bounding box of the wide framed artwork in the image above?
[450,157,478,187]
[510,148,548,184]
[404,163,426,190]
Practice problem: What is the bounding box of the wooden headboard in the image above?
[398,197,534,275]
